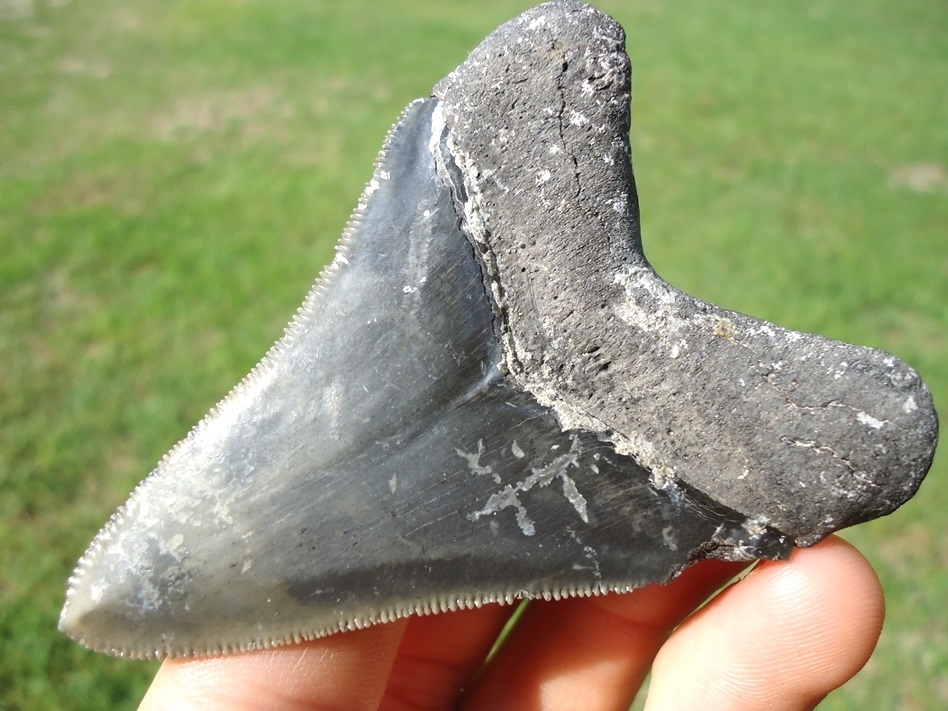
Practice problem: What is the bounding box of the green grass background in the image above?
[2,0,945,708]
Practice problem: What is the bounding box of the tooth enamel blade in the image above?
[59,98,785,659]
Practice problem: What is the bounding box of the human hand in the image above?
[139,536,882,710]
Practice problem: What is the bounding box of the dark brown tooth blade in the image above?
[60,0,938,660]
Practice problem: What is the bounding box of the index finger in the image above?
[138,620,407,711]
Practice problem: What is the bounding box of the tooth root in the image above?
[432,0,937,542]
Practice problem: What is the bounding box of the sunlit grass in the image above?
[1,1,945,708]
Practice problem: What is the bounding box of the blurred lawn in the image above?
[1,0,945,708]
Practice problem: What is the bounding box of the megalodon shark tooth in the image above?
[60,0,938,660]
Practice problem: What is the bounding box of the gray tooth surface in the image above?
[60,0,937,660]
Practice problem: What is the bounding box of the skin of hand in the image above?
[138,535,883,711]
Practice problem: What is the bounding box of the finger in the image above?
[645,536,884,711]
[461,558,748,711]
[138,619,408,711]
[381,603,517,710]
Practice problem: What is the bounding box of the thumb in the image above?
[645,536,884,711]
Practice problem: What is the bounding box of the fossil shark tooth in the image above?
[60,0,937,660]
